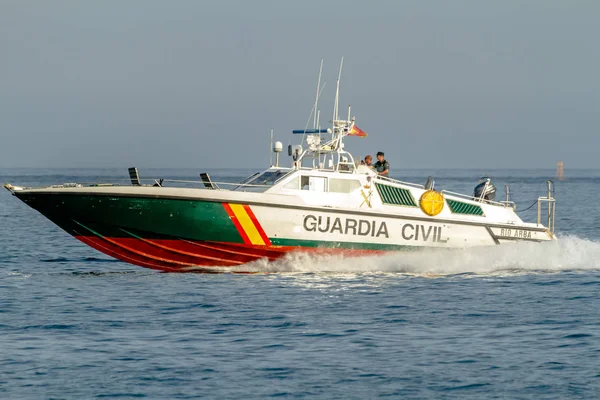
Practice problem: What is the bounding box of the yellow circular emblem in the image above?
[420,190,444,216]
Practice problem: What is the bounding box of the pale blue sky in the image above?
[0,0,598,169]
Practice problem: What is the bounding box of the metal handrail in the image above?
[162,179,272,189]
[297,166,340,172]
[21,178,274,191]
[499,200,516,210]
[537,196,556,232]
[441,189,509,207]
[375,175,425,189]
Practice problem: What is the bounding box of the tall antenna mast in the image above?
[332,57,344,123]
[330,57,344,155]
[313,59,323,129]
[316,109,321,131]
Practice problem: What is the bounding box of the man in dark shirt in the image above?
[373,151,389,176]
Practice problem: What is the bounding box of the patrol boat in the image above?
[3,65,556,272]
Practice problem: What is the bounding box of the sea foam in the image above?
[233,236,600,276]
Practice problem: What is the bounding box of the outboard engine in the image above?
[474,177,497,201]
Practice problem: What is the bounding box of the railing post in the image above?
[547,180,552,230]
[552,201,556,233]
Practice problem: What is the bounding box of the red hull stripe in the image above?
[68,214,385,273]
[99,235,196,267]
[180,239,281,259]
[120,228,240,265]
[222,203,251,245]
[74,232,179,272]
[72,234,385,272]
[243,204,271,246]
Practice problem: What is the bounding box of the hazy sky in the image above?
[0,0,598,169]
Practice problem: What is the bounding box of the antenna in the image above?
[300,64,327,149]
[313,59,323,129]
[316,109,321,163]
[330,57,344,154]
[332,57,344,123]
[316,109,321,133]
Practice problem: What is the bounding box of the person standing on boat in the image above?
[373,151,389,176]
[364,155,373,167]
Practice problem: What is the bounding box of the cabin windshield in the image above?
[233,169,292,192]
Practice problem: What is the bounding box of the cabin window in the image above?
[301,176,327,192]
[282,176,300,190]
[329,178,361,193]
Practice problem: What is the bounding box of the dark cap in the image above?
[376,151,384,156]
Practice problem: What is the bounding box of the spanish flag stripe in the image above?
[228,204,266,246]
[222,203,252,245]
[243,204,271,246]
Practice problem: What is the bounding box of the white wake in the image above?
[234,236,600,276]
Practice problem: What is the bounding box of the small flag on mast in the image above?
[347,125,367,137]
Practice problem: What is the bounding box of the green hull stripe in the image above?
[271,238,417,251]
[19,193,244,242]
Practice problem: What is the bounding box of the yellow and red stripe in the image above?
[222,203,271,246]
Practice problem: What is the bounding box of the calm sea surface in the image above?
[1,168,599,399]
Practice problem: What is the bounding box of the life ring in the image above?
[420,190,444,216]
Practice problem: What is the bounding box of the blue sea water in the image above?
[1,168,600,399]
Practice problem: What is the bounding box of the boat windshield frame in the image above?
[232,168,294,192]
